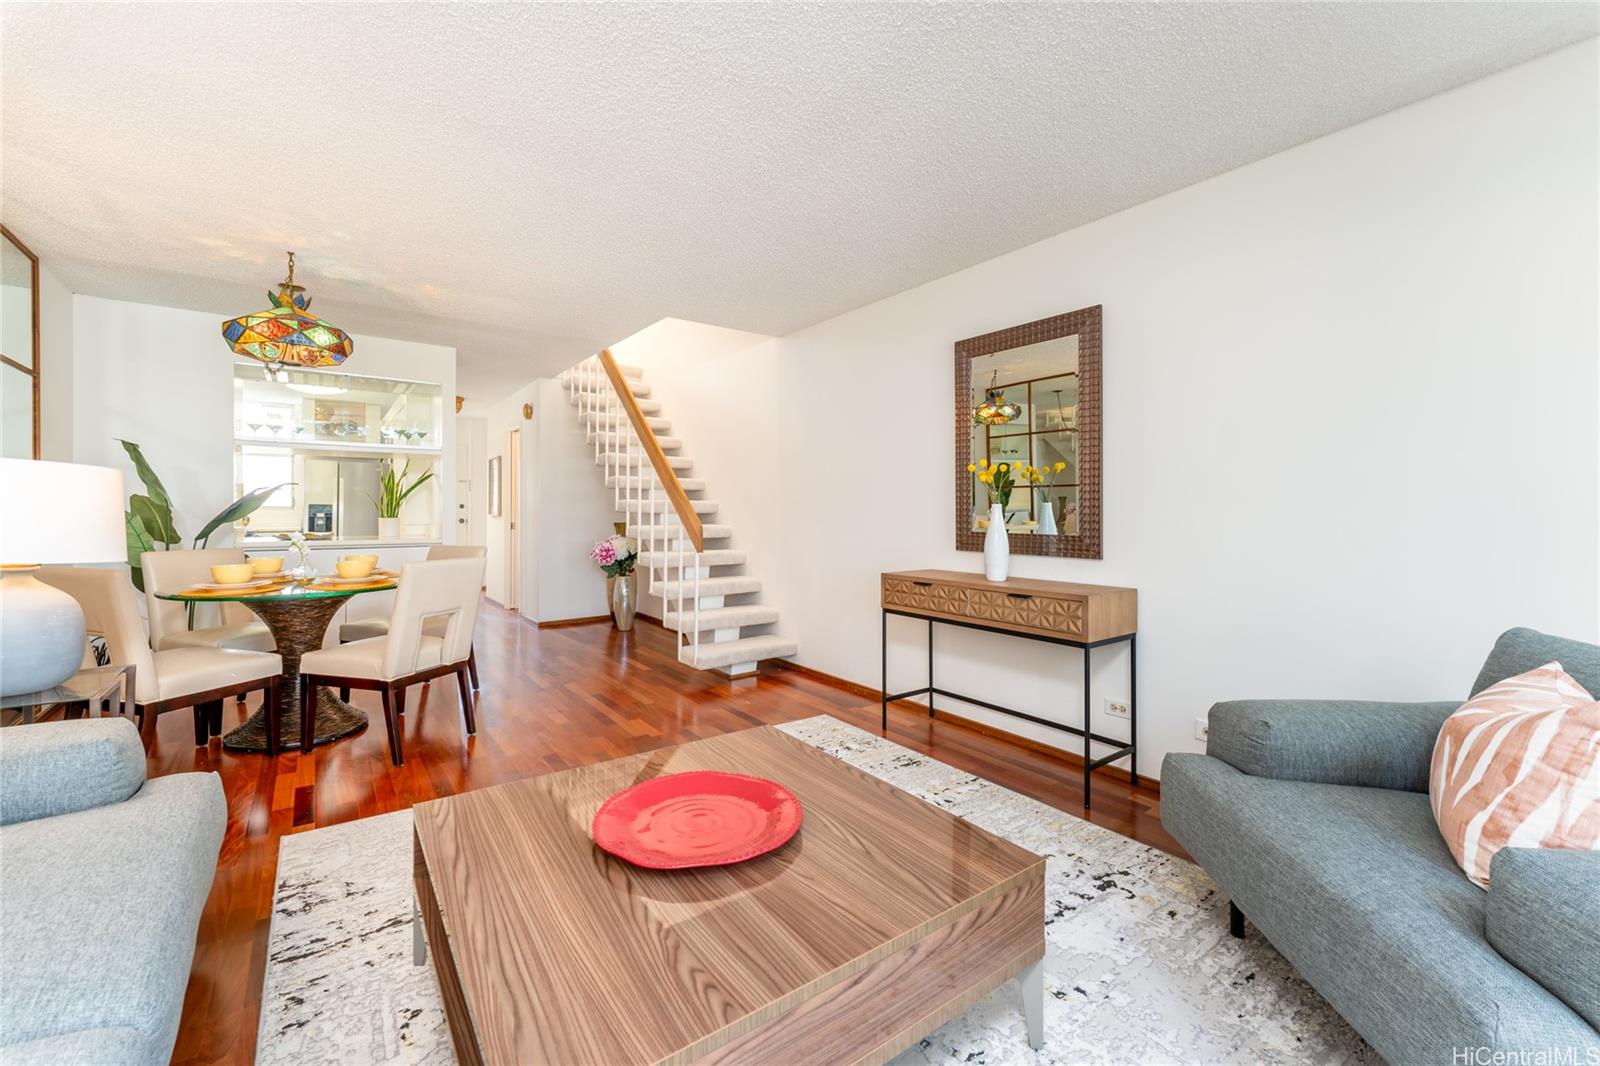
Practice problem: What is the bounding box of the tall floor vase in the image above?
[983,503,1010,582]
[610,571,637,631]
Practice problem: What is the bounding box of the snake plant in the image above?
[365,458,434,519]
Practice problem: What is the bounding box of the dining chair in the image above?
[142,549,275,652]
[337,545,485,689]
[300,556,486,766]
[36,567,284,752]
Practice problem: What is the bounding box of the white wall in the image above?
[38,262,73,461]
[71,294,457,548]
[531,377,615,623]
[761,40,1599,778]
[482,383,536,611]
[610,319,784,626]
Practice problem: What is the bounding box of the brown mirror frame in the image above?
[1,224,40,459]
[954,304,1102,559]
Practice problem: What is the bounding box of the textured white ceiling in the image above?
[2,3,1595,401]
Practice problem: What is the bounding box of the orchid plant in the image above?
[589,534,638,577]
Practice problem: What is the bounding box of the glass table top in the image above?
[1,664,132,712]
[155,575,397,603]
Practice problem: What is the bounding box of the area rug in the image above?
[256,715,1374,1065]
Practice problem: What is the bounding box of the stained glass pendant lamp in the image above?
[222,251,353,376]
[973,370,1022,425]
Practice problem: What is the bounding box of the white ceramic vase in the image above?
[1037,493,1058,535]
[0,568,86,697]
[378,517,401,539]
[983,503,1009,582]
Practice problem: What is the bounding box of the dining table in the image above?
[156,573,397,753]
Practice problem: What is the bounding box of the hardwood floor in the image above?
[151,600,1179,1066]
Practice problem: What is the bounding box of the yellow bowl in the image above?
[210,563,256,585]
[248,556,283,575]
[336,558,376,579]
[342,553,378,566]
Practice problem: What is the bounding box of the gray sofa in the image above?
[0,718,225,1065]
[1163,628,1600,1065]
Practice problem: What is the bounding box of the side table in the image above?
[0,664,136,726]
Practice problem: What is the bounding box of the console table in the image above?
[880,569,1137,809]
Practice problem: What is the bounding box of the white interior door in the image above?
[506,427,521,610]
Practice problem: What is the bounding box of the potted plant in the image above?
[589,534,639,630]
[366,459,433,539]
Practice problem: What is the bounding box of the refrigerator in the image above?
[336,458,383,538]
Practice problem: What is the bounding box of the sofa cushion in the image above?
[0,1026,148,1065]
[0,772,226,1066]
[1474,627,1600,697]
[1208,699,1459,792]
[0,718,145,827]
[1162,753,1598,1064]
[1487,848,1600,1030]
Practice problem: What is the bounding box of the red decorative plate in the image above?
[591,771,803,870]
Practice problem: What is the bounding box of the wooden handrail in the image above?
[597,348,704,552]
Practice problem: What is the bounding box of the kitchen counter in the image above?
[240,536,442,550]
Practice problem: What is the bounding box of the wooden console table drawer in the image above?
[881,570,1136,643]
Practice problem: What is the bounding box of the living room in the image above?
[1,4,1596,1066]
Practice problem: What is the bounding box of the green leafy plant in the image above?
[118,439,290,592]
[364,458,434,519]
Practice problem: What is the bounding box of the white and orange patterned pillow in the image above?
[1429,662,1600,888]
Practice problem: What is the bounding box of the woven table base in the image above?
[223,687,367,753]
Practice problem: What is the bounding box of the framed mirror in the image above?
[1,224,40,460]
[955,305,1101,559]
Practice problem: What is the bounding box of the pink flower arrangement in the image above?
[589,534,637,577]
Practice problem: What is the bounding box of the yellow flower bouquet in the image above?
[967,458,1019,506]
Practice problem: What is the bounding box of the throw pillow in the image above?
[1429,661,1600,888]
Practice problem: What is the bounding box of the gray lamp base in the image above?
[0,568,87,698]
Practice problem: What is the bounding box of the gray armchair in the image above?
[1162,628,1600,1066]
[0,718,226,1065]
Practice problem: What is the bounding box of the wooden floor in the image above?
[148,600,1179,1066]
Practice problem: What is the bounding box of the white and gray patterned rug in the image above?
[256,715,1373,1065]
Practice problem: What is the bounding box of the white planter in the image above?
[378,517,402,539]
[983,503,1009,582]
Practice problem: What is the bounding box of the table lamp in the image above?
[0,458,126,697]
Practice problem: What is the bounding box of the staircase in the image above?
[563,351,797,677]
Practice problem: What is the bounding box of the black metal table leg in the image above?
[1128,634,1138,785]
[1082,646,1092,810]
[881,610,888,732]
[927,619,935,718]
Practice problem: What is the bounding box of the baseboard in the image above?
[773,660,1160,794]
[533,612,665,630]
[534,614,613,629]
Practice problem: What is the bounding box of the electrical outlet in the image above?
[1105,699,1130,720]
[1194,717,1210,742]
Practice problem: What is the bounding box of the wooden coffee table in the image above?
[412,725,1046,1065]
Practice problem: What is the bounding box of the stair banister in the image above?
[596,349,705,553]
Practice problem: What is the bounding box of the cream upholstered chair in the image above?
[142,549,274,653]
[338,545,485,689]
[37,567,284,752]
[300,556,485,765]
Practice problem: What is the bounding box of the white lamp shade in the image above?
[0,458,125,565]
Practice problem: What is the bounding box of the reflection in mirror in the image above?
[1,362,33,459]
[1,239,35,366]
[968,335,1079,537]
[0,226,39,459]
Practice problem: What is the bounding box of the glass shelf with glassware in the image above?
[232,362,443,453]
